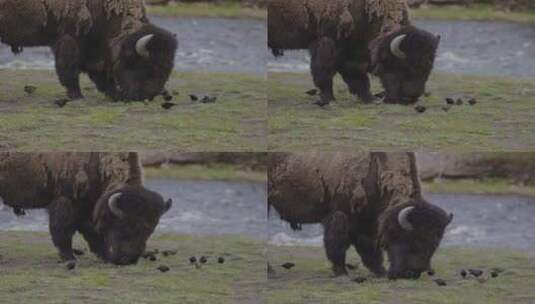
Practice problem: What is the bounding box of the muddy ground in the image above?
[0,70,266,151]
[267,72,535,151]
[0,231,266,304]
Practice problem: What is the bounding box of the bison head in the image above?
[379,200,452,279]
[112,24,178,101]
[93,184,172,265]
[371,26,440,104]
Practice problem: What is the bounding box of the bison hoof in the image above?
[331,266,348,277]
[314,100,331,107]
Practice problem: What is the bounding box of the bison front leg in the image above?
[322,211,350,276]
[310,37,337,106]
[338,57,376,103]
[87,71,120,101]
[48,197,77,262]
[52,35,84,100]
[352,235,386,277]
[78,222,106,260]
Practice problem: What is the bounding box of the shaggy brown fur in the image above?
[0,152,172,265]
[268,152,452,279]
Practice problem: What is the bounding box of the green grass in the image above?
[0,70,266,151]
[0,231,265,304]
[267,244,535,304]
[146,2,266,19]
[268,72,535,151]
[423,178,535,197]
[412,4,535,24]
[144,163,266,182]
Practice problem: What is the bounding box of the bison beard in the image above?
[267,0,439,106]
[0,153,172,266]
[0,0,178,101]
[268,152,453,279]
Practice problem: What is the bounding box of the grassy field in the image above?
[267,244,535,304]
[0,70,266,151]
[144,163,267,182]
[267,72,535,151]
[146,2,266,19]
[423,178,535,197]
[0,231,265,304]
[412,4,535,24]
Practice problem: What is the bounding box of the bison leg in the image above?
[322,211,350,276]
[338,59,376,104]
[78,222,106,260]
[52,35,84,100]
[310,37,337,106]
[48,197,77,262]
[352,235,386,277]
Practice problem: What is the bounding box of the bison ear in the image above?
[447,212,453,225]
[163,198,172,214]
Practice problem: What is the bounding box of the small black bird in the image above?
[434,279,447,286]
[353,277,367,283]
[189,94,199,101]
[468,98,477,105]
[427,269,435,276]
[148,255,157,261]
[491,271,499,278]
[199,256,208,264]
[54,99,69,108]
[201,96,217,104]
[460,269,467,278]
[24,85,36,94]
[281,262,295,270]
[218,257,225,264]
[415,105,426,113]
[468,269,483,277]
[305,89,318,96]
[189,256,197,264]
[456,98,463,105]
[445,98,455,105]
[161,102,177,110]
[66,260,76,271]
[157,265,170,273]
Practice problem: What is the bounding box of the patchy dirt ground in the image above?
[267,244,535,304]
[0,70,266,151]
[0,231,265,304]
[268,72,535,151]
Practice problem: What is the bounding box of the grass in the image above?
[412,4,535,24]
[423,178,535,197]
[144,163,267,182]
[146,2,266,19]
[0,70,266,151]
[267,72,535,151]
[267,244,535,304]
[0,231,266,304]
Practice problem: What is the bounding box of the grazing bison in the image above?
[268,152,452,279]
[0,0,178,101]
[268,0,440,105]
[0,152,172,265]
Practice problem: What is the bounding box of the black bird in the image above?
[427,269,435,276]
[54,99,69,108]
[460,269,467,278]
[305,89,318,96]
[200,256,208,264]
[161,102,177,110]
[468,98,477,105]
[434,279,447,286]
[415,105,426,113]
[148,255,157,261]
[201,96,217,104]
[157,265,170,273]
[189,256,197,264]
[218,257,225,264]
[469,269,483,277]
[281,262,295,270]
[491,271,499,278]
[445,98,455,105]
[24,85,36,94]
[189,94,199,101]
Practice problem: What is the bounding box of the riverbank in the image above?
[267,244,535,304]
[412,4,535,24]
[0,231,265,304]
[268,72,535,151]
[147,2,266,19]
[0,70,266,151]
[144,163,266,182]
[423,178,535,197]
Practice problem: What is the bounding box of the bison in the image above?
[268,152,452,279]
[268,0,440,106]
[0,152,172,265]
[0,0,178,101]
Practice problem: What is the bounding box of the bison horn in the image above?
[398,206,414,231]
[135,34,154,58]
[390,34,407,59]
[108,192,125,218]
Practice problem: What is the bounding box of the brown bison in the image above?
[268,0,440,106]
[268,152,452,279]
[0,0,178,101]
[0,152,172,265]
